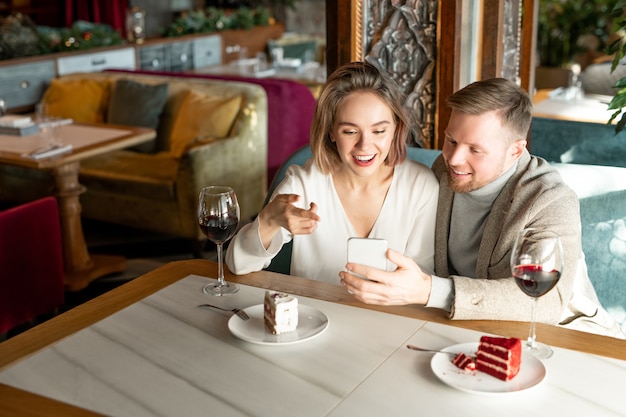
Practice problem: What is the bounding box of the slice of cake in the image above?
[475,336,522,381]
[452,352,475,371]
[264,291,298,334]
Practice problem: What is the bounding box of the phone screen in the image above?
[346,237,388,276]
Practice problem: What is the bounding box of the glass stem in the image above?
[216,243,224,286]
[527,296,538,349]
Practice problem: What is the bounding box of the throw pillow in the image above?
[41,78,110,123]
[107,79,170,153]
[167,90,242,158]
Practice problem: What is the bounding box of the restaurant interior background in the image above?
[3,1,616,145]
[3,1,622,108]
[2,0,626,335]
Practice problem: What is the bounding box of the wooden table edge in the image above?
[1,259,624,370]
[0,383,105,417]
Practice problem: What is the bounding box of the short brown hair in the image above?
[310,61,409,174]
[446,78,533,139]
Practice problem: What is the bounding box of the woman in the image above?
[225,61,438,283]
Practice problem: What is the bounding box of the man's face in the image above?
[441,109,526,193]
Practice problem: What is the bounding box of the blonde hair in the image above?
[310,61,409,174]
[446,78,533,140]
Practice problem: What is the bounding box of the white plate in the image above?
[228,304,329,345]
[431,342,546,394]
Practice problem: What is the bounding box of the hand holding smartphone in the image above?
[346,237,388,279]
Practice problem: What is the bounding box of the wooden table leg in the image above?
[52,162,127,291]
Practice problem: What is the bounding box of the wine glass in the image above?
[35,102,62,147]
[198,186,240,296]
[511,228,564,359]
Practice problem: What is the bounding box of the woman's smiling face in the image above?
[331,91,396,177]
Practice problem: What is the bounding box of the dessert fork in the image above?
[406,345,456,355]
[198,304,250,320]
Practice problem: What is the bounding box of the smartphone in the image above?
[346,237,388,278]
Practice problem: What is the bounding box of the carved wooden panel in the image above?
[360,0,438,148]
[481,0,534,92]
[327,0,536,149]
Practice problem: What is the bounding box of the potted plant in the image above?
[607,1,626,133]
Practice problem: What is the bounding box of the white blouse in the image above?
[226,158,439,284]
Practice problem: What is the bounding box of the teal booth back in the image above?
[261,144,626,333]
[530,117,626,167]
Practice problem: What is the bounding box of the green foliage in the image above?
[606,1,626,133]
[163,6,272,37]
[0,17,123,58]
[37,21,123,54]
[537,0,617,67]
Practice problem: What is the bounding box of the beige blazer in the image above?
[432,150,624,338]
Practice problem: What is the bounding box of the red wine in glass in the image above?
[513,264,561,298]
[510,228,563,359]
[199,215,239,244]
[198,186,240,296]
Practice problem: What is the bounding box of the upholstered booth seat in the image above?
[80,151,179,199]
[74,72,268,241]
[530,117,626,332]
[530,117,626,168]
[107,69,317,187]
[79,135,262,239]
[0,197,64,336]
[263,145,626,333]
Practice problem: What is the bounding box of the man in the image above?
[339,77,624,338]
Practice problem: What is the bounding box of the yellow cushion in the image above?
[167,90,242,157]
[42,78,110,124]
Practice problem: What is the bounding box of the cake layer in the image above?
[475,360,515,381]
[452,352,475,371]
[475,336,521,381]
[264,291,298,335]
[478,336,521,360]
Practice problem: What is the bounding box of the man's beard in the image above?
[444,157,508,193]
[446,170,476,193]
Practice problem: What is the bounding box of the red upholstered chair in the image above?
[0,197,64,335]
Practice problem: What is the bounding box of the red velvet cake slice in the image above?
[475,336,521,381]
[452,352,476,371]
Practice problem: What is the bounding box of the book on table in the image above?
[0,116,39,136]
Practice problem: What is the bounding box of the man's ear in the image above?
[510,139,527,160]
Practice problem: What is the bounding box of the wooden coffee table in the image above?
[0,123,156,291]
